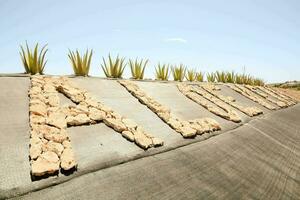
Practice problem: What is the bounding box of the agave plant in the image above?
[225,71,235,83]
[215,71,227,83]
[68,49,93,76]
[19,41,48,75]
[196,72,204,82]
[101,54,126,78]
[155,63,170,81]
[253,78,265,86]
[129,58,148,80]
[206,72,216,82]
[172,64,186,81]
[185,69,196,82]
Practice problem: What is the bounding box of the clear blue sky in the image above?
[0,0,299,83]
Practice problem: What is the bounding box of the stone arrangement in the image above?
[227,84,277,110]
[262,86,297,105]
[119,80,221,138]
[244,85,289,108]
[178,84,242,123]
[200,84,263,117]
[29,76,77,177]
[29,76,164,177]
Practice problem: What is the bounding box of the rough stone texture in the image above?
[244,85,288,108]
[60,148,77,170]
[31,152,60,176]
[261,86,297,106]
[178,84,242,123]
[228,84,277,110]
[57,77,163,150]
[29,77,76,177]
[103,118,127,132]
[121,131,135,142]
[66,113,91,126]
[46,112,67,129]
[119,80,221,138]
[201,84,263,117]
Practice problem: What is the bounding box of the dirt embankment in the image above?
[273,87,300,102]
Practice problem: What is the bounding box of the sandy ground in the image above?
[274,87,300,102]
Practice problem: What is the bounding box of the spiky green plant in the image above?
[155,63,170,81]
[68,49,93,76]
[172,64,186,81]
[129,58,148,80]
[19,41,48,75]
[196,72,204,82]
[101,54,126,78]
[225,71,235,83]
[206,72,216,82]
[185,69,196,82]
[215,71,227,83]
[253,78,265,86]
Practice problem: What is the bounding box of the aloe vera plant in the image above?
[196,72,204,82]
[19,41,48,75]
[101,54,126,78]
[185,69,196,81]
[206,72,216,82]
[172,64,186,81]
[68,49,93,76]
[129,58,148,80]
[215,71,227,83]
[155,63,170,81]
[225,71,235,83]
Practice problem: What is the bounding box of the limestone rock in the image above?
[103,118,127,132]
[152,137,164,147]
[29,143,42,160]
[46,94,60,107]
[122,118,138,129]
[177,126,197,138]
[89,107,105,121]
[43,129,69,143]
[66,113,91,126]
[30,104,47,116]
[30,114,46,125]
[122,131,135,142]
[60,148,77,170]
[62,140,72,149]
[157,111,171,122]
[43,141,64,157]
[31,155,60,176]
[46,112,67,129]
[134,131,153,150]
[168,118,182,130]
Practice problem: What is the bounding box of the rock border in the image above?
[199,84,263,117]
[119,80,221,138]
[227,84,277,110]
[178,84,242,123]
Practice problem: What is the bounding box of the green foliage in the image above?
[172,64,186,81]
[155,63,170,81]
[129,58,148,80]
[185,69,196,81]
[68,49,93,76]
[101,54,126,78]
[19,41,48,75]
[225,71,235,83]
[215,71,226,83]
[206,72,216,82]
[196,72,204,82]
[253,78,265,86]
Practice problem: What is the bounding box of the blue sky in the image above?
[0,0,299,83]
